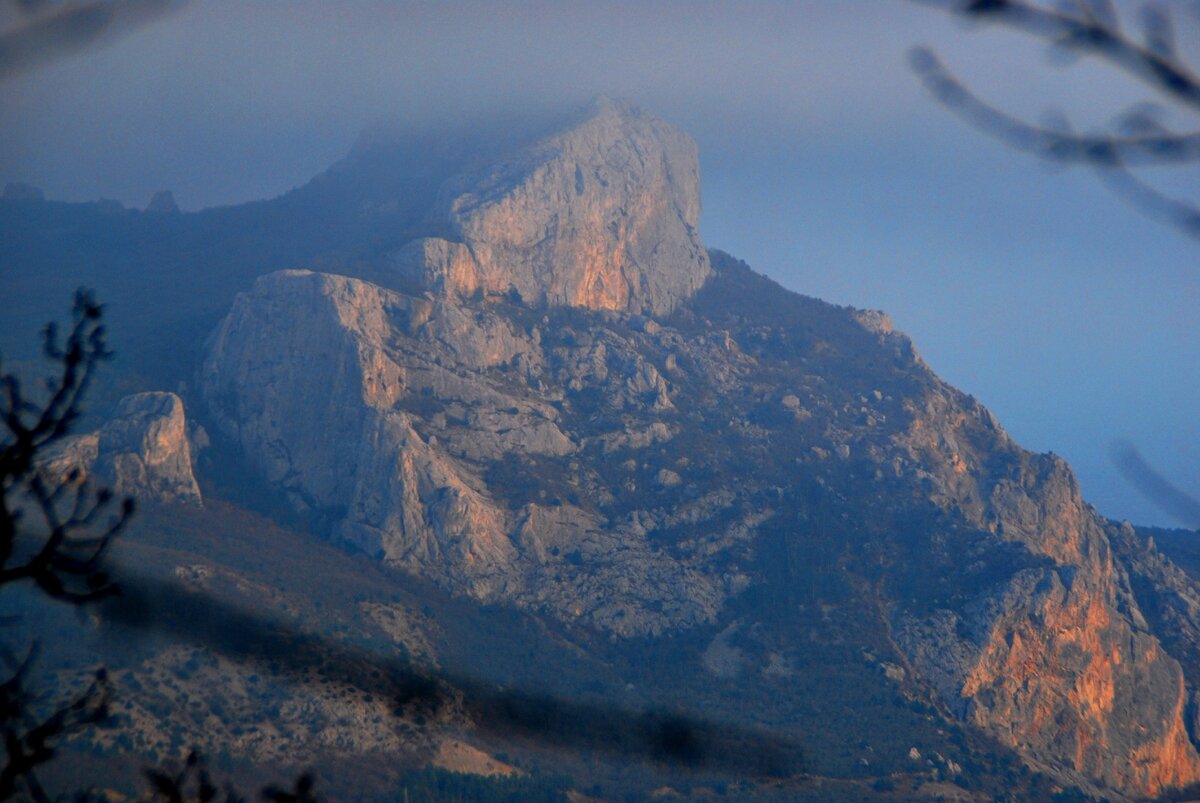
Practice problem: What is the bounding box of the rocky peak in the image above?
[95,392,202,506]
[145,190,180,214]
[37,392,202,507]
[193,110,1200,797]
[390,98,711,317]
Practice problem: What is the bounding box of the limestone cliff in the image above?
[892,389,1200,796]
[200,270,720,630]
[191,103,1200,797]
[388,98,711,316]
[201,253,1200,796]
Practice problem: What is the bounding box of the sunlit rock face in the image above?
[95,392,202,506]
[196,99,1200,797]
[891,394,1200,796]
[200,269,723,627]
[391,98,711,316]
[199,259,1200,797]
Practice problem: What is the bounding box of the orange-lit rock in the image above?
[896,385,1200,797]
[195,104,1200,797]
[395,98,711,316]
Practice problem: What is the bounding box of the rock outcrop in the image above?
[387,98,711,316]
[892,391,1200,796]
[39,433,99,484]
[95,392,202,506]
[38,392,201,507]
[201,270,722,632]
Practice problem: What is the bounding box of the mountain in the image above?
[8,99,1200,801]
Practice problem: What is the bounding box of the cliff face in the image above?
[96,392,202,506]
[194,102,1200,797]
[389,98,711,316]
[200,270,722,631]
[892,389,1200,795]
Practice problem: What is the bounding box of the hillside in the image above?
[6,99,1199,801]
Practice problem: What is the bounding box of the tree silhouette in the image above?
[0,294,328,802]
[141,750,318,803]
[0,290,133,801]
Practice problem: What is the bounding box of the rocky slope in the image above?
[194,101,1200,798]
[13,99,1200,799]
[200,268,722,635]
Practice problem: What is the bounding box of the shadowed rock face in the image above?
[390,98,711,316]
[196,102,1200,797]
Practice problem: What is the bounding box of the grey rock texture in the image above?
[199,249,1200,795]
[388,98,711,316]
[36,393,201,507]
[193,103,1200,796]
[95,392,202,506]
[39,433,99,484]
[201,270,718,632]
[886,387,1200,795]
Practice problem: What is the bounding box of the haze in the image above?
[2,0,1197,526]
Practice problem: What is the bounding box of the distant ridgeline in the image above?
[9,99,1200,801]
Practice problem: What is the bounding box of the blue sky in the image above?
[2,1,1197,526]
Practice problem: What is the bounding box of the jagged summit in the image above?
[389,97,711,316]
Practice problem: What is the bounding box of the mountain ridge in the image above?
[7,99,1200,800]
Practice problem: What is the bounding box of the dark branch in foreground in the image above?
[98,571,806,780]
[0,289,134,604]
[0,291,133,799]
[141,749,320,803]
[1111,440,1200,529]
[910,0,1200,110]
[0,647,109,803]
[909,0,1200,240]
[0,0,187,82]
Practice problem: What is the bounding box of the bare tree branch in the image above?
[910,1,1200,518]
[0,291,133,798]
[0,649,109,803]
[909,46,1200,166]
[911,0,1200,110]
[0,289,134,604]
[909,1,1200,241]
[1111,440,1200,529]
[0,0,187,82]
